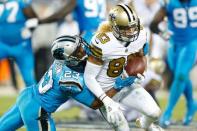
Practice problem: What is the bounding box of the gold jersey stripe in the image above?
[90,45,102,58]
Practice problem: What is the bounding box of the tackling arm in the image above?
[149,7,166,34]
[39,0,76,24]
[23,6,39,18]
[84,55,106,99]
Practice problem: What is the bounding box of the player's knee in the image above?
[24,77,36,87]
[147,106,161,120]
[175,72,189,82]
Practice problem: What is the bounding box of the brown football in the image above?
[124,55,147,76]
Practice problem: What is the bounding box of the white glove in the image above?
[159,30,173,40]
[102,95,125,125]
[134,73,145,84]
[25,18,39,29]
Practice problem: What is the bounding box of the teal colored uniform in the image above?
[0,60,96,131]
[74,0,106,43]
[159,0,197,127]
[0,0,36,86]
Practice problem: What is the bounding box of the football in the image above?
[124,55,147,76]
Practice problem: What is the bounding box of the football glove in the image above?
[134,73,145,84]
[101,95,125,125]
[114,76,136,91]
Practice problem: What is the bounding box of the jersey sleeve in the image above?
[19,0,32,9]
[59,70,84,94]
[89,34,104,60]
[143,42,149,55]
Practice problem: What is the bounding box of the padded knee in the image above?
[147,105,161,120]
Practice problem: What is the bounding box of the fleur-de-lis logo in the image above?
[109,13,116,21]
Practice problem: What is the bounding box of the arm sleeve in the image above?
[84,61,105,99]
[143,42,149,56]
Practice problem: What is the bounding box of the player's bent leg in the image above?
[0,41,11,59]
[121,84,161,130]
[182,80,196,125]
[99,106,130,131]
[15,40,36,86]
[22,107,55,131]
[160,44,185,128]
[17,86,56,131]
[182,40,197,125]
[0,104,24,131]
[162,40,197,127]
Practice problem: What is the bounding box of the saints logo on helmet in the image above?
[109,4,140,42]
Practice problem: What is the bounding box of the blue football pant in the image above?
[0,87,56,131]
[0,39,36,86]
[164,38,197,118]
[81,30,95,44]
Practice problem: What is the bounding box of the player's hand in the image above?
[134,73,145,84]
[159,30,173,40]
[21,18,39,39]
[114,76,136,91]
[102,96,125,125]
[25,18,39,31]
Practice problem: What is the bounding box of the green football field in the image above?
[0,93,197,131]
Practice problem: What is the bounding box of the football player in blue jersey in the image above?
[39,0,106,118]
[150,0,197,128]
[0,35,135,131]
[39,0,106,43]
[0,0,40,87]
[0,0,84,88]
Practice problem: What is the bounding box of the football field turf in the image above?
[0,92,197,131]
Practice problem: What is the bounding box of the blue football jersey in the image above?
[0,0,32,44]
[74,0,106,32]
[162,0,197,41]
[33,60,84,113]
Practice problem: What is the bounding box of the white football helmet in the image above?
[51,35,88,66]
[109,4,140,42]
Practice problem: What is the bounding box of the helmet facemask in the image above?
[112,19,140,42]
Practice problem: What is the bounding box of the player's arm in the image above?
[39,0,76,24]
[23,5,38,18]
[149,7,166,34]
[91,88,118,109]
[84,55,106,99]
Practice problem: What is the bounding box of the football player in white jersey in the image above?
[84,4,163,131]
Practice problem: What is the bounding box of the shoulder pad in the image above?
[89,33,110,58]
[89,44,103,58]
[95,33,110,44]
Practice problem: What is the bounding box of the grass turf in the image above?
[0,93,196,131]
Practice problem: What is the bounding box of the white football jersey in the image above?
[89,28,147,91]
